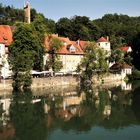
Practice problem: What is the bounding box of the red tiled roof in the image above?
[57,43,84,55]
[120,45,131,52]
[97,37,108,42]
[44,34,84,55]
[59,37,71,45]
[0,25,13,46]
[0,35,4,43]
[78,40,88,50]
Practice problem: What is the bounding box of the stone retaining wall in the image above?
[0,74,124,94]
[92,73,124,84]
[0,76,79,93]
[31,76,78,88]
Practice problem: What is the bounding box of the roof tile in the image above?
[0,25,13,46]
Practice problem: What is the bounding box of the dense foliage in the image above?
[9,24,44,90]
[0,3,36,25]
[47,37,63,73]
[31,14,47,71]
[0,3,56,33]
[56,14,140,69]
[78,42,109,82]
[128,69,140,80]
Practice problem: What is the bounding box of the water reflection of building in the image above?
[0,97,42,125]
[121,81,132,91]
[0,98,11,115]
[0,98,11,126]
[103,105,111,119]
[44,91,85,121]
[63,92,85,108]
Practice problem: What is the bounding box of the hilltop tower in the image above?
[24,0,31,24]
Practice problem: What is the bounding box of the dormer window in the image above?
[69,45,76,53]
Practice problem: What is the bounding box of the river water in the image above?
[0,81,140,140]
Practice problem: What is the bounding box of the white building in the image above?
[44,35,113,74]
[96,36,111,52]
[110,62,132,79]
[58,43,84,73]
[0,44,5,56]
[0,25,13,78]
[44,35,84,74]
[121,81,132,91]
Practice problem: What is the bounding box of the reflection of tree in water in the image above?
[9,89,48,140]
[7,83,139,136]
[0,100,4,131]
[131,86,140,122]
[95,85,140,130]
[44,85,112,132]
[53,83,140,132]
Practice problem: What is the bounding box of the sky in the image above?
[1,0,140,21]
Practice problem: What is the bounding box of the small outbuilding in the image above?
[110,62,132,78]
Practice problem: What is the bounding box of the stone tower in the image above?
[24,0,31,24]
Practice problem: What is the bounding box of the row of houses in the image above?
[0,25,132,78]
[44,34,132,77]
[44,34,112,74]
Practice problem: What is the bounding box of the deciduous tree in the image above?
[47,37,63,74]
[9,24,41,90]
[78,42,109,82]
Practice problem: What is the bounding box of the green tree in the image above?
[45,18,56,33]
[124,52,133,65]
[78,42,109,82]
[47,37,63,74]
[109,49,124,63]
[110,35,126,50]
[9,24,40,90]
[132,32,140,70]
[31,14,47,71]
[56,17,73,39]
[56,16,101,41]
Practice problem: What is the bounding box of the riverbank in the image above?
[0,74,125,96]
[0,76,79,95]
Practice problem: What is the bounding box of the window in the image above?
[69,45,76,53]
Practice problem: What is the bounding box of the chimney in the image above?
[106,36,109,42]
[77,40,80,46]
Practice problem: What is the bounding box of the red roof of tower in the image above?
[97,37,108,42]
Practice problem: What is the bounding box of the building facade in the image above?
[96,36,111,52]
[0,25,13,78]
